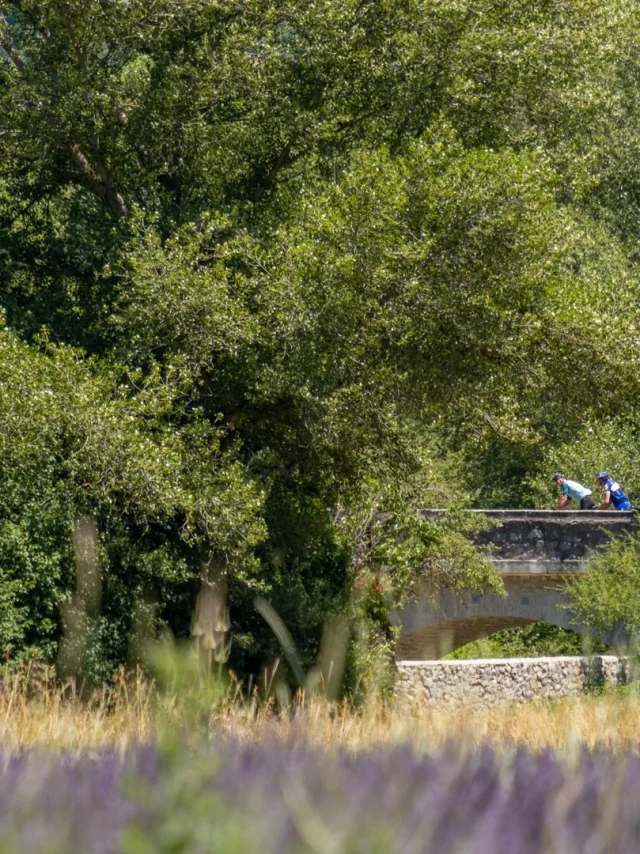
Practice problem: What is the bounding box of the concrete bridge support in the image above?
[394,510,636,660]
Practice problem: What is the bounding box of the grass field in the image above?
[1,662,640,754]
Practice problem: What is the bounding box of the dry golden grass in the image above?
[0,666,155,751]
[233,691,640,755]
[0,664,640,753]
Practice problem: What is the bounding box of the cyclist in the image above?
[595,472,632,511]
[552,473,595,510]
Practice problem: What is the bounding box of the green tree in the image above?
[2,0,640,682]
[567,531,640,641]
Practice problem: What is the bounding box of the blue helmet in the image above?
[552,472,565,482]
[596,471,609,481]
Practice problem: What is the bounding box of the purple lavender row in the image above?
[0,743,638,852]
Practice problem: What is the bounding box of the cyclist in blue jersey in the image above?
[595,472,632,511]
[552,473,595,510]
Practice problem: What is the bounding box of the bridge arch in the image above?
[396,616,537,660]
[393,510,635,660]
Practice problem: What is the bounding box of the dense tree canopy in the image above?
[2,0,640,680]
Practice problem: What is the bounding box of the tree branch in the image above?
[0,37,27,75]
[3,7,128,218]
[69,144,128,217]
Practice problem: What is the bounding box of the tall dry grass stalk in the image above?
[0,664,639,753]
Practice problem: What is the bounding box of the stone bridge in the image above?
[394,510,636,660]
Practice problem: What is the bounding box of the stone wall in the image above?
[472,509,635,564]
[396,656,629,707]
[420,509,637,572]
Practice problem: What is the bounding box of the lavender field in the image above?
[0,741,638,853]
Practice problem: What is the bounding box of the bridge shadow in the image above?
[396,615,537,660]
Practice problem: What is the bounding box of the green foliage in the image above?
[0,315,266,679]
[528,419,640,509]
[2,0,640,684]
[567,529,640,637]
[0,508,73,662]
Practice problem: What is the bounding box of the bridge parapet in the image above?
[423,509,637,575]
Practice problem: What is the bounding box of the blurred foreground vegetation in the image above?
[3,731,640,853]
[3,0,640,683]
